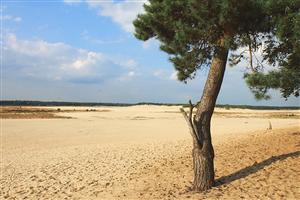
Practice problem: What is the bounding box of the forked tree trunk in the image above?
[181,38,229,191]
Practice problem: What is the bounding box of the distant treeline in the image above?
[1,100,299,110]
[216,104,299,110]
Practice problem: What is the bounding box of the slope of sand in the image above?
[1,106,300,199]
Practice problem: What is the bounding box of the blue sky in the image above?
[1,0,299,106]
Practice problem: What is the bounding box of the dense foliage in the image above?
[133,0,300,99]
[245,0,300,99]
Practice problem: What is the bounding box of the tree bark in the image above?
[181,38,229,191]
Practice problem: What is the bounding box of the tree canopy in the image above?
[133,0,300,100]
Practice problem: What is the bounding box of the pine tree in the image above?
[133,0,300,191]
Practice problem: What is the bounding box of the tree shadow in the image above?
[215,151,300,187]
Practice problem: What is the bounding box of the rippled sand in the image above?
[1,106,299,199]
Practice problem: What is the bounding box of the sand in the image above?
[1,105,300,199]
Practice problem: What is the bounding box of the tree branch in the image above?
[188,99,194,119]
[248,34,256,72]
[180,100,201,149]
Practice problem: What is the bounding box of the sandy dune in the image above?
[1,106,300,199]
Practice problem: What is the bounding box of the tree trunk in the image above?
[181,38,229,191]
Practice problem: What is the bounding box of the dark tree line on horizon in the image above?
[1,100,299,110]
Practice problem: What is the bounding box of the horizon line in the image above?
[1,100,299,109]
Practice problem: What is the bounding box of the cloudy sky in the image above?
[1,0,299,106]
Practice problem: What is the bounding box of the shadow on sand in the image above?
[215,151,300,186]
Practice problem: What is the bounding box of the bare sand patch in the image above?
[1,106,299,199]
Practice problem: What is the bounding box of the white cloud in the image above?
[3,34,298,105]
[37,24,49,31]
[3,33,137,84]
[71,51,104,70]
[153,69,164,78]
[5,34,68,57]
[0,5,7,13]
[14,16,22,22]
[128,71,135,77]
[169,71,178,80]
[118,70,138,81]
[85,0,146,32]
[1,15,22,22]
[142,38,158,49]
[80,29,123,44]
[142,40,152,49]
[63,0,82,5]
[120,59,137,69]
[153,69,177,81]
